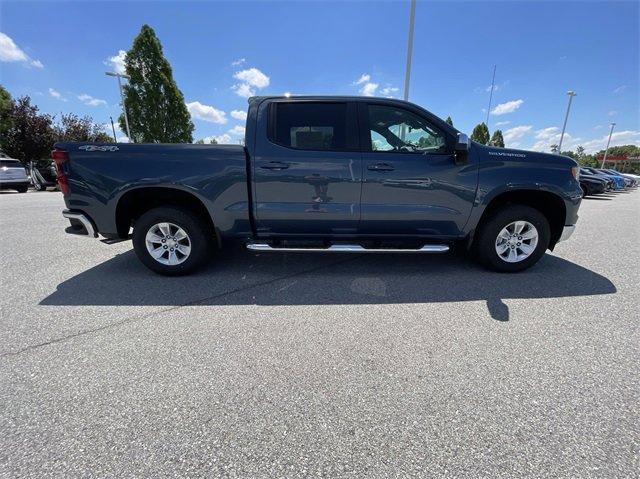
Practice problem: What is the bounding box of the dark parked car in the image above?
[579,175,607,196]
[580,168,614,191]
[583,167,625,190]
[55,96,582,275]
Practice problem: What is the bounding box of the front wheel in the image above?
[132,206,213,276]
[473,205,550,273]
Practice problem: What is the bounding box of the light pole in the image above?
[601,122,616,168]
[403,0,416,102]
[109,116,117,142]
[486,64,496,128]
[105,71,132,142]
[558,90,576,152]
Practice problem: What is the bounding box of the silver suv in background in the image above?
[0,152,29,193]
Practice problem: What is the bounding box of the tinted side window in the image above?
[367,104,446,153]
[273,103,347,151]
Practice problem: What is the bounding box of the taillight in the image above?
[51,149,70,195]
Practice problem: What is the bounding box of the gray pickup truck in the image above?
[55,96,582,275]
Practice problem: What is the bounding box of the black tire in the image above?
[473,204,551,273]
[17,186,28,193]
[132,206,213,276]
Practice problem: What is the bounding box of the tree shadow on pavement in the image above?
[41,246,616,321]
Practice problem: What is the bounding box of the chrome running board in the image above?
[246,243,449,253]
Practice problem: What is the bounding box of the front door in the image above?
[359,102,478,238]
[252,101,362,236]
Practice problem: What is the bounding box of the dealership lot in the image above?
[0,190,638,477]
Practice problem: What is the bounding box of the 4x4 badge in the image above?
[78,145,119,152]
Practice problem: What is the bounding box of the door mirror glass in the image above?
[456,133,470,151]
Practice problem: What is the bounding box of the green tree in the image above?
[54,113,112,142]
[445,116,454,127]
[120,25,194,143]
[209,138,217,145]
[194,139,205,144]
[470,122,490,145]
[2,96,55,164]
[490,129,505,148]
[0,85,14,149]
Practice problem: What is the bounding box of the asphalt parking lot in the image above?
[0,190,638,478]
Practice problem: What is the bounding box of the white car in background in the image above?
[0,152,29,193]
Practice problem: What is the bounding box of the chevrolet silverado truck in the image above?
[55,96,581,275]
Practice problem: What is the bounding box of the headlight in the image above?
[571,166,579,180]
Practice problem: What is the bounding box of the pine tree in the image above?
[490,129,505,148]
[445,116,454,126]
[471,122,490,145]
[120,25,194,143]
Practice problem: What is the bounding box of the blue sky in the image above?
[1,1,638,152]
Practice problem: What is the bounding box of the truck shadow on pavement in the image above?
[41,246,616,321]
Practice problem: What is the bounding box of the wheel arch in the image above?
[114,186,219,245]
[474,189,567,250]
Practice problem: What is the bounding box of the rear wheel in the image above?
[17,186,28,193]
[474,205,550,273]
[132,206,213,276]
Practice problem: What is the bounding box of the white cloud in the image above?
[234,67,270,88]
[580,130,640,154]
[612,85,627,94]
[593,125,603,130]
[495,121,511,127]
[231,58,246,66]
[353,73,379,96]
[529,126,583,152]
[228,125,246,136]
[48,88,66,101]
[491,99,524,115]
[186,101,227,124]
[360,82,379,96]
[354,74,371,85]
[104,50,126,74]
[380,86,400,97]
[230,110,247,121]
[232,67,269,98]
[78,93,107,107]
[608,110,617,116]
[203,134,232,144]
[232,83,255,98]
[534,127,560,140]
[503,125,532,144]
[0,32,44,68]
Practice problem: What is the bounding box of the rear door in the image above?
[252,100,362,236]
[358,101,478,238]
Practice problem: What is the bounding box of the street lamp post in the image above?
[486,64,497,128]
[105,71,132,142]
[558,90,577,152]
[109,116,117,142]
[601,122,616,168]
[403,0,416,102]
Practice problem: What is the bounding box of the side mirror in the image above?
[455,133,470,151]
[454,133,470,164]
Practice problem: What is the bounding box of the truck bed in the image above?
[56,142,251,239]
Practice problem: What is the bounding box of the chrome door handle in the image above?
[367,163,395,171]
[260,161,290,170]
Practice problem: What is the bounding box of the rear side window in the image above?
[271,102,348,151]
